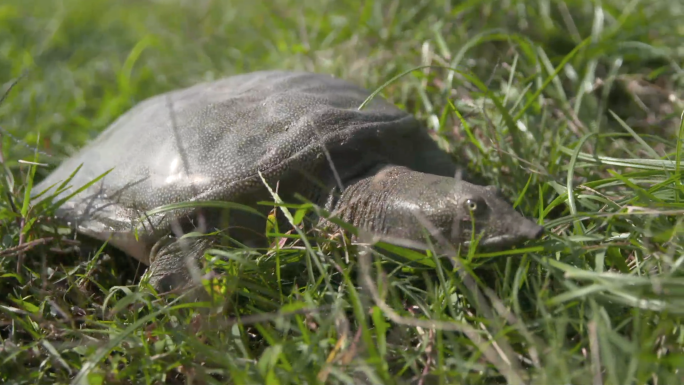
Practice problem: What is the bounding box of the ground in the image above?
[1,0,684,384]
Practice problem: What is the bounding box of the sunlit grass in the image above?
[2,0,684,384]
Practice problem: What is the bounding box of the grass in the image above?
[2,0,684,383]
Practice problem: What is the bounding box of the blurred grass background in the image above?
[2,0,684,384]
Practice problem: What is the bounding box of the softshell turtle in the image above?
[33,70,543,291]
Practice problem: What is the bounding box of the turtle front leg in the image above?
[146,235,215,293]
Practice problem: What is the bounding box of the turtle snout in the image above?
[521,219,544,240]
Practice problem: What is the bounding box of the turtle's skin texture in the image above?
[33,70,543,291]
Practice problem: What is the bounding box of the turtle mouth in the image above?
[463,235,519,249]
[462,225,545,249]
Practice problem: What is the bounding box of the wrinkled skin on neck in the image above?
[330,166,543,251]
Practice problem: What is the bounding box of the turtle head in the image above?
[445,182,544,249]
[335,166,543,251]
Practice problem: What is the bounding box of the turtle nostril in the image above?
[521,220,544,240]
[532,224,544,239]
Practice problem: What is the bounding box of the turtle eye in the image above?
[464,198,486,214]
[466,199,478,211]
